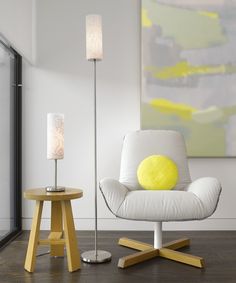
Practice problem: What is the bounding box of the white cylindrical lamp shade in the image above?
[86,14,103,61]
[47,113,64,160]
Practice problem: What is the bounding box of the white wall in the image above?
[0,0,34,62]
[22,0,236,231]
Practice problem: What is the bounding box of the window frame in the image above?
[0,39,22,249]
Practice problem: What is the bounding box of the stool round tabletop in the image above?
[24,188,83,201]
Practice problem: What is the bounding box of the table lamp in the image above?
[46,113,65,192]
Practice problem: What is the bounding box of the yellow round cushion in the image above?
[137,155,178,190]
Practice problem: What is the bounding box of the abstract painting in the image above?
[141,0,236,157]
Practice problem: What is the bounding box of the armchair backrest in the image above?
[119,130,191,191]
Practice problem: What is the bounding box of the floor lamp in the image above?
[81,14,112,263]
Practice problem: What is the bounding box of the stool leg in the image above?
[62,200,81,272]
[24,200,43,272]
[50,201,64,257]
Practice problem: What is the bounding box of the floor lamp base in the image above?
[81,250,112,263]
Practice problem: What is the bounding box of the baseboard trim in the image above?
[22,217,236,231]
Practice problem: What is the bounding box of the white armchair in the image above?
[100,130,221,268]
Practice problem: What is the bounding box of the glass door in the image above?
[0,37,22,247]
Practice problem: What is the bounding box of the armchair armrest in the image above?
[99,178,129,216]
[187,177,222,217]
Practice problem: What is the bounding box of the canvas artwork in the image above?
[141,0,236,157]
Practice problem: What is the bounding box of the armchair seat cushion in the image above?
[100,177,221,222]
[117,190,206,222]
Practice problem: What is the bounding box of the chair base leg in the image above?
[118,237,204,269]
[118,249,159,268]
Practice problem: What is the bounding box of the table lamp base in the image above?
[45,186,65,192]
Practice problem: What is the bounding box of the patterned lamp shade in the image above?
[47,113,64,160]
[86,14,103,61]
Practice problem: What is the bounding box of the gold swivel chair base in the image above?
[117,237,205,269]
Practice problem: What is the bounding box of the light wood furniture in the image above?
[118,237,204,268]
[24,188,83,273]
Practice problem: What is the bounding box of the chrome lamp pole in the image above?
[81,14,111,264]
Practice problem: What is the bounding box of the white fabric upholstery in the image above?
[100,130,222,222]
[100,177,221,222]
[119,130,191,191]
[186,177,221,218]
[99,178,128,214]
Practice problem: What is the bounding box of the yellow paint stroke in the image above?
[142,1,226,49]
[198,11,219,19]
[142,8,152,27]
[150,98,197,120]
[144,61,236,80]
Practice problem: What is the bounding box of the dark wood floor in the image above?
[0,230,235,283]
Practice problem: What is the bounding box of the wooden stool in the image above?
[24,188,83,273]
